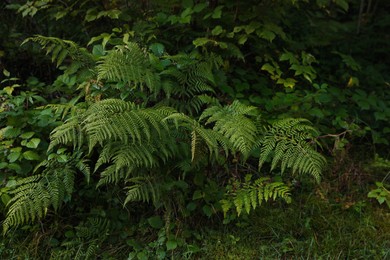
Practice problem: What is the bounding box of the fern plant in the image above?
[23,35,96,85]
[50,217,110,260]
[220,174,291,217]
[158,53,220,114]
[257,118,326,182]
[200,100,260,159]
[2,156,89,234]
[97,43,160,94]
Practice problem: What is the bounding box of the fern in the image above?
[23,35,94,68]
[257,118,326,182]
[124,176,162,206]
[159,54,217,114]
[221,174,291,217]
[200,100,260,158]
[51,217,110,260]
[97,43,160,93]
[3,159,79,234]
[23,35,95,85]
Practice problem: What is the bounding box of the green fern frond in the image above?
[49,115,84,151]
[200,101,260,158]
[97,43,160,93]
[222,175,291,217]
[23,35,95,68]
[164,112,227,160]
[257,118,326,182]
[3,161,76,234]
[124,176,162,206]
[82,99,175,151]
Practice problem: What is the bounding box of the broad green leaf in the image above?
[212,6,223,19]
[258,30,275,42]
[186,202,197,211]
[22,150,41,161]
[192,190,203,200]
[334,0,349,11]
[0,162,8,169]
[147,216,163,229]
[26,138,41,148]
[202,205,213,217]
[261,63,275,75]
[193,37,213,47]
[1,194,11,205]
[3,86,14,95]
[193,2,208,12]
[3,69,10,77]
[7,152,21,162]
[20,132,35,139]
[149,43,165,56]
[92,44,104,56]
[212,25,223,36]
[166,240,178,250]
[238,35,247,45]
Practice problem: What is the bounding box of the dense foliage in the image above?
[1,0,389,258]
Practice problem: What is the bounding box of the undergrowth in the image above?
[201,192,390,259]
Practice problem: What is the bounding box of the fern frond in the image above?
[97,43,160,93]
[257,118,326,182]
[23,35,95,68]
[3,161,76,234]
[49,115,84,151]
[124,176,162,206]
[200,101,260,158]
[82,99,175,151]
[222,175,291,217]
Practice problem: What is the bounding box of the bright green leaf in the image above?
[7,152,21,162]
[26,138,41,149]
[212,25,223,36]
[22,150,41,161]
[20,132,35,139]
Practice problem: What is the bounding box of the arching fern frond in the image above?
[257,118,326,182]
[164,112,228,161]
[82,99,176,151]
[200,100,260,159]
[159,54,216,114]
[3,160,76,234]
[221,175,291,217]
[49,99,177,153]
[97,43,160,93]
[124,176,162,206]
[22,35,95,68]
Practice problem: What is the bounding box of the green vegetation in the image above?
[1,0,389,259]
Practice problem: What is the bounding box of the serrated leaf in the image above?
[261,63,275,75]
